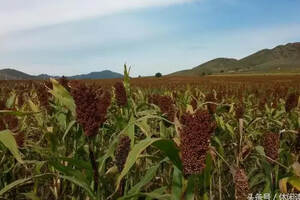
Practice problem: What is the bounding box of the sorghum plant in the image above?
[149,94,175,122]
[115,136,131,172]
[234,168,249,200]
[263,132,279,163]
[70,81,111,137]
[114,82,128,107]
[179,109,216,176]
[285,92,298,112]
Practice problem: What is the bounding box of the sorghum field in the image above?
[0,68,299,200]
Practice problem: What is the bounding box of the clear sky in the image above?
[1,0,300,77]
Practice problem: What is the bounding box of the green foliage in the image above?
[0,66,299,199]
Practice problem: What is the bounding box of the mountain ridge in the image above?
[171,42,300,76]
[0,68,123,80]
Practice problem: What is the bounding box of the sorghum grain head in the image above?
[180,110,216,176]
[205,92,217,114]
[4,115,18,130]
[58,76,70,91]
[36,84,50,108]
[285,93,298,112]
[45,80,53,90]
[115,136,131,172]
[235,103,245,120]
[149,94,175,122]
[0,119,5,131]
[71,81,111,137]
[234,168,249,200]
[114,82,127,107]
[259,97,267,111]
[263,132,279,163]
[0,99,6,110]
[14,132,25,148]
[191,98,197,110]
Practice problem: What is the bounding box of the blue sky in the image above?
[0,0,300,76]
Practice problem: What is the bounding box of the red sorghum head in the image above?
[115,136,131,172]
[14,132,25,148]
[205,92,217,114]
[149,94,175,122]
[263,132,279,163]
[0,119,5,131]
[58,76,70,91]
[235,103,245,120]
[296,131,300,153]
[4,115,18,130]
[0,99,6,110]
[36,84,50,108]
[71,81,111,137]
[114,82,127,107]
[179,110,216,176]
[285,93,298,112]
[234,168,249,200]
[191,98,197,110]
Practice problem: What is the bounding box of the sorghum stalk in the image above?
[88,138,99,192]
[70,81,111,192]
[115,136,131,196]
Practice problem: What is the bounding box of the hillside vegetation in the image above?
[171,42,300,76]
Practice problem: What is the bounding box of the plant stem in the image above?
[88,138,99,193]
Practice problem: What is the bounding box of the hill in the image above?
[69,70,123,79]
[171,42,300,76]
[0,68,123,80]
[0,68,35,80]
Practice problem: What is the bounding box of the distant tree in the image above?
[201,72,206,76]
[138,75,141,78]
[220,70,224,73]
[155,72,162,78]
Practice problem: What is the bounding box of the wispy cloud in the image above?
[0,0,197,35]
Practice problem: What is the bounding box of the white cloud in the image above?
[0,0,196,35]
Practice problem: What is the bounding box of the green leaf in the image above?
[98,135,119,174]
[0,130,24,164]
[0,173,53,196]
[62,120,76,142]
[250,173,266,188]
[0,110,38,116]
[49,78,76,117]
[126,116,135,147]
[115,138,162,191]
[185,175,196,200]
[255,146,266,156]
[225,123,235,138]
[58,175,96,199]
[288,176,300,190]
[143,187,170,200]
[0,177,31,196]
[28,100,43,127]
[22,192,41,200]
[127,164,160,195]
[171,166,183,200]
[152,139,182,170]
[135,118,151,137]
[6,93,16,108]
[49,158,91,183]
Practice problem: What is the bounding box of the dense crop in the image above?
[0,68,299,199]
